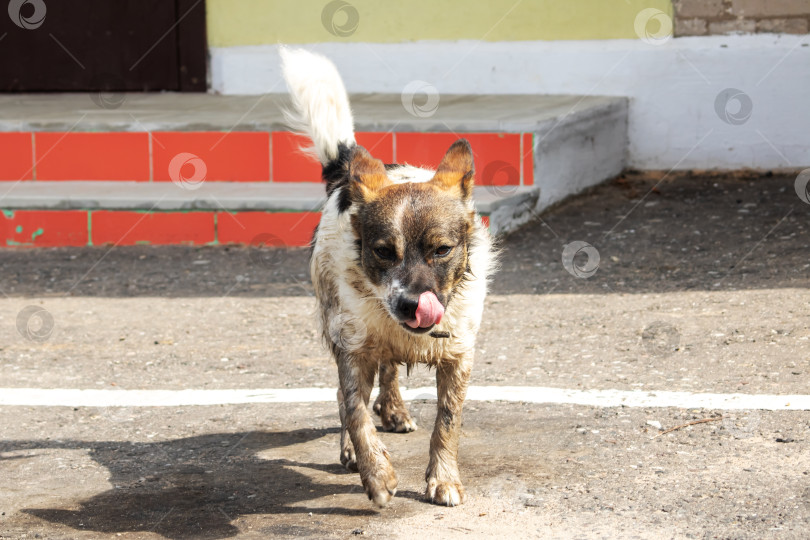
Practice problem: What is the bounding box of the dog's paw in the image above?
[340,445,358,472]
[425,478,466,507]
[374,399,417,433]
[362,462,398,507]
[379,406,417,433]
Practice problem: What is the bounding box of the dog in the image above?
[280,48,495,508]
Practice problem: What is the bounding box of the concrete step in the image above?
[0,93,623,134]
[0,92,628,246]
[0,181,538,247]
[0,181,535,214]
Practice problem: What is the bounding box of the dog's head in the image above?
[349,139,475,334]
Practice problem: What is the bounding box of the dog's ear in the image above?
[349,145,390,203]
[430,139,474,201]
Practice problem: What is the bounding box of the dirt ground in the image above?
[1,172,809,539]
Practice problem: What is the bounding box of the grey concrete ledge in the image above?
[0,93,629,237]
[0,93,626,134]
[0,181,537,215]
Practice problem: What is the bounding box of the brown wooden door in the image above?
[0,0,206,91]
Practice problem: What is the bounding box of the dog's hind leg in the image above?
[337,387,358,472]
[373,362,417,433]
[425,356,472,507]
[338,355,398,507]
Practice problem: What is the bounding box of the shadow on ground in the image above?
[0,173,807,297]
[495,172,809,295]
[3,429,376,539]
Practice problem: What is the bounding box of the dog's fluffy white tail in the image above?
[280,47,355,166]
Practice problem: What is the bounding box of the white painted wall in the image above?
[210,35,810,171]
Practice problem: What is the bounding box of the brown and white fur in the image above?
[281,48,495,508]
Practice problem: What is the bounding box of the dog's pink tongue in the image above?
[406,291,444,329]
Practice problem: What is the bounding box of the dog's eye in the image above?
[434,245,453,257]
[374,246,396,260]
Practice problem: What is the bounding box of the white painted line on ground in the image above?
[0,387,808,410]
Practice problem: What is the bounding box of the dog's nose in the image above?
[394,296,419,321]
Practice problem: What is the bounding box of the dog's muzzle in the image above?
[394,291,445,334]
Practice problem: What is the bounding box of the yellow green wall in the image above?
[207,0,674,47]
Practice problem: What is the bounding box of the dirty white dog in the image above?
[281,48,495,507]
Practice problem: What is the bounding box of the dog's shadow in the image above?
[4,429,375,539]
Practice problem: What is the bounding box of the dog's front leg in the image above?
[337,354,398,507]
[425,355,472,506]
